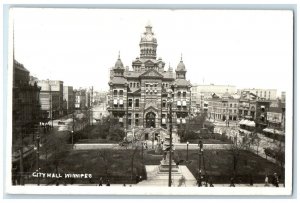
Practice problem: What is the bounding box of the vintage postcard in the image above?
[5,7,294,196]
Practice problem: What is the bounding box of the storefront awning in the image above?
[239,119,247,125]
[239,129,251,135]
[245,120,255,127]
[263,128,284,135]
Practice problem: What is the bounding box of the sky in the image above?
[11,8,293,95]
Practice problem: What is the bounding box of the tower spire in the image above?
[13,20,15,61]
[118,51,120,59]
[181,53,183,61]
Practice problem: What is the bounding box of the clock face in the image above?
[146,34,153,40]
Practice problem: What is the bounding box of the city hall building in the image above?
[107,24,192,142]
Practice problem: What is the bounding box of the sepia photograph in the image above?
[4,6,294,196]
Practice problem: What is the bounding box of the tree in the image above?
[41,130,69,184]
[97,149,113,180]
[229,134,251,177]
[122,128,144,182]
[184,113,211,141]
[251,132,261,155]
[95,115,125,141]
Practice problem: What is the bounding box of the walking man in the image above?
[230,177,235,187]
[98,177,103,186]
[264,175,269,186]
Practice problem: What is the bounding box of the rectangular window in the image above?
[119,90,123,96]
[162,100,166,108]
[135,99,139,107]
[128,99,132,107]
[135,119,139,126]
[119,99,124,107]
[113,99,118,107]
[135,113,139,118]
[183,92,186,98]
[114,90,118,96]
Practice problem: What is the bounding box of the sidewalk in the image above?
[23,183,284,187]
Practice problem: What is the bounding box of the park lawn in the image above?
[173,149,283,184]
[27,148,283,185]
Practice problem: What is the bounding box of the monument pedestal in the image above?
[158,151,180,175]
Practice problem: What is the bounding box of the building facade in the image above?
[239,88,277,100]
[206,92,239,122]
[238,90,258,120]
[63,86,74,114]
[107,24,192,142]
[74,89,87,110]
[37,80,64,119]
[191,84,236,115]
[13,60,41,150]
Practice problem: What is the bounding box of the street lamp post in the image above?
[72,111,75,146]
[198,140,203,187]
[186,141,189,161]
[141,141,144,163]
[168,85,174,187]
[71,131,74,145]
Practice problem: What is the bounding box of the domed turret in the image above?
[114,52,124,69]
[176,54,187,79]
[139,22,157,59]
[113,52,125,77]
[176,54,186,72]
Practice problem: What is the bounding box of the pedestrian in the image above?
[98,177,103,186]
[197,177,202,187]
[230,177,235,187]
[204,175,208,187]
[274,173,279,187]
[249,174,253,186]
[123,183,126,187]
[209,176,214,187]
[264,175,269,186]
[136,175,140,183]
[106,179,110,186]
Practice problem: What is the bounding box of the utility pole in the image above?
[50,85,53,128]
[91,86,93,126]
[72,111,75,145]
[198,140,203,187]
[168,85,174,187]
[168,102,172,187]
[19,132,24,185]
[36,134,40,186]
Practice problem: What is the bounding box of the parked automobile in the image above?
[58,121,65,125]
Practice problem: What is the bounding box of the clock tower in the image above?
[139,23,157,59]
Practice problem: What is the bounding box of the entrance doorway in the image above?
[146,112,156,128]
